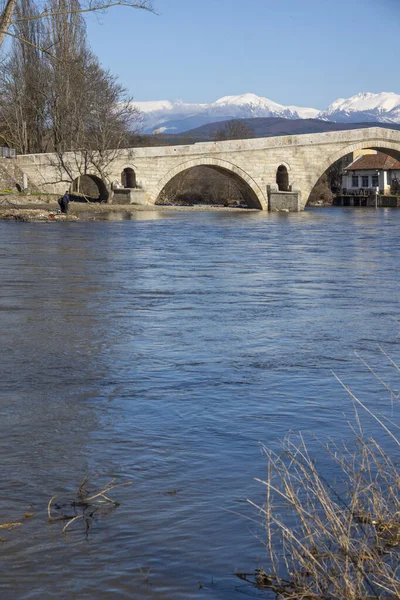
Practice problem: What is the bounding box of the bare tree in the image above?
[326,157,345,194]
[0,0,142,196]
[0,0,154,51]
[307,157,347,205]
[48,68,142,191]
[391,177,400,196]
[46,38,142,189]
[213,119,255,142]
[0,0,51,153]
[156,166,249,207]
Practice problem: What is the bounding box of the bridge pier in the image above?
[110,187,148,205]
[268,184,301,211]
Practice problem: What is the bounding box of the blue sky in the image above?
[86,0,400,109]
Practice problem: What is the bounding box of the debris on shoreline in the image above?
[0,209,79,222]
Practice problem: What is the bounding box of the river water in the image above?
[1,207,400,599]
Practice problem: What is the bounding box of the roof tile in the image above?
[345,154,400,171]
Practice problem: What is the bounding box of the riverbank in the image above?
[0,194,258,221]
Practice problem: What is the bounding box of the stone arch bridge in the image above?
[15,126,400,211]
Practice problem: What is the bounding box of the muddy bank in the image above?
[0,209,79,222]
[0,195,257,221]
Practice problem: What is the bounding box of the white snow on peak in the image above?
[132,93,319,133]
[133,99,205,114]
[131,91,400,134]
[213,93,286,111]
[321,92,400,120]
[287,105,321,119]
[133,100,176,113]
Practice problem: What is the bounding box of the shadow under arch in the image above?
[308,138,400,204]
[71,174,109,202]
[152,157,267,210]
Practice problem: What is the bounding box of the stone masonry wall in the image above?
[269,191,301,212]
[0,158,30,192]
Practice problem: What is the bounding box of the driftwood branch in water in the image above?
[47,476,132,535]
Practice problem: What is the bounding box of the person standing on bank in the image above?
[58,190,70,214]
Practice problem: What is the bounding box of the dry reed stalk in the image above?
[61,515,85,534]
[243,352,400,599]
[0,522,22,530]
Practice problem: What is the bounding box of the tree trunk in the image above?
[0,0,18,49]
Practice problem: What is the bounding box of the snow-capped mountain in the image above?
[133,93,320,133]
[208,93,304,119]
[319,92,400,123]
[133,92,400,134]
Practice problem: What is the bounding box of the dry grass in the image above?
[242,352,400,599]
[0,522,23,530]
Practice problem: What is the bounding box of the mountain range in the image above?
[133,92,400,134]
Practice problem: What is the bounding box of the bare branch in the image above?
[5,29,66,61]
[11,0,155,24]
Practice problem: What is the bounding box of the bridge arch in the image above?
[151,157,267,210]
[71,174,109,202]
[308,138,400,204]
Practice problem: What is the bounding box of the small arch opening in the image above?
[121,168,136,189]
[70,174,109,202]
[276,165,290,191]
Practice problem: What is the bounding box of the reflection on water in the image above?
[127,210,165,221]
[1,208,400,599]
[79,209,166,221]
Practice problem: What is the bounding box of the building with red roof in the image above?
[342,153,400,194]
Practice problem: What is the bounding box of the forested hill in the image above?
[185,117,400,139]
[133,117,400,147]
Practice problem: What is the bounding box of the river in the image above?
[1,207,400,599]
